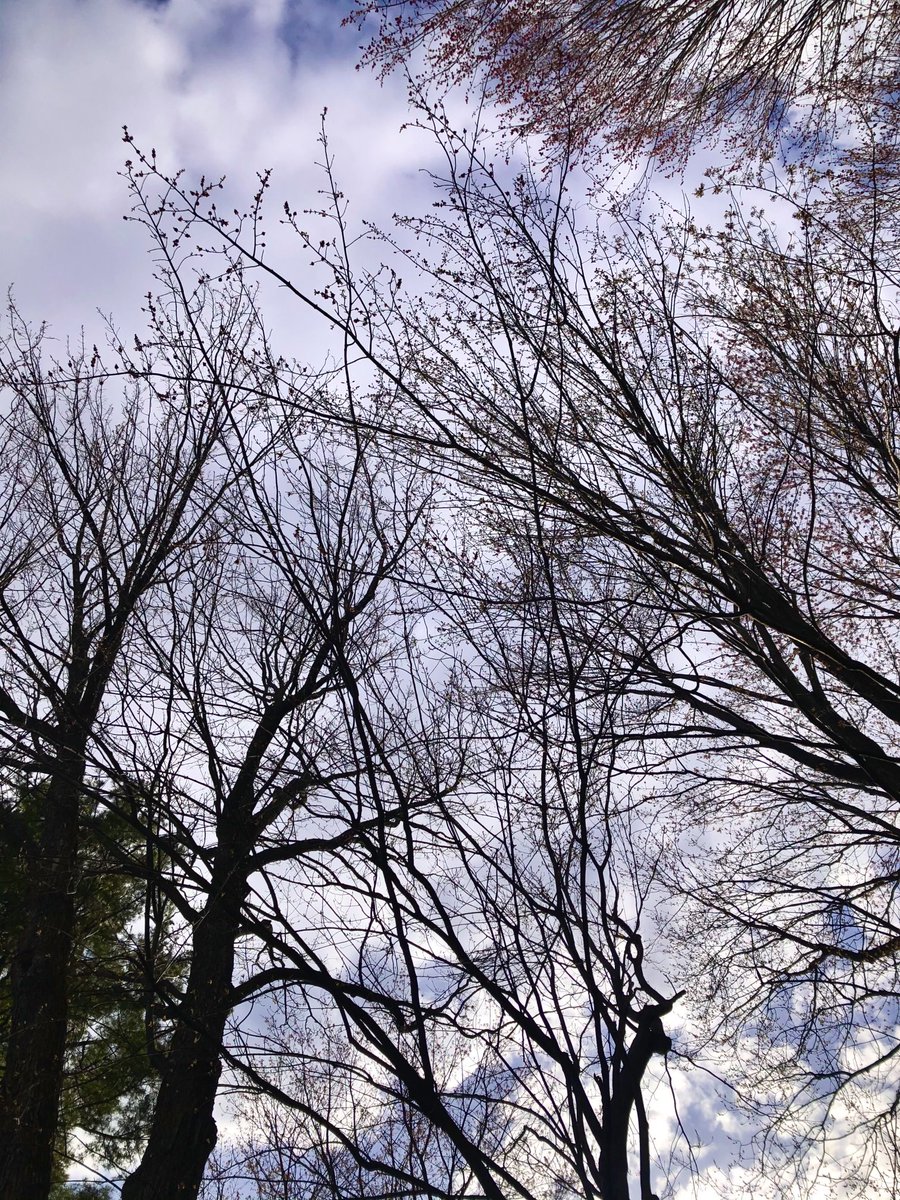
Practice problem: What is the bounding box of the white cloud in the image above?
[0,0,436,341]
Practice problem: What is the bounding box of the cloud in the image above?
[0,0,435,342]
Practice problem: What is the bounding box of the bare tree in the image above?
[381,137,900,1188]
[193,529,681,1200]
[20,81,900,1196]
[117,409,440,1197]
[0,274,264,1198]
[121,110,900,1193]
[95,143,685,1200]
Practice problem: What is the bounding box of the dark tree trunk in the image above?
[121,848,248,1200]
[0,750,84,1200]
[118,1002,225,1200]
[600,1100,634,1200]
[599,1005,673,1200]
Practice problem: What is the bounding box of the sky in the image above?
[0,0,446,348]
[0,0,704,366]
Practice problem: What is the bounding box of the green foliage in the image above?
[0,780,184,1177]
[49,1183,112,1200]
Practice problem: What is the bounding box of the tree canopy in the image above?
[353,0,900,160]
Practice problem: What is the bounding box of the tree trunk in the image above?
[599,1101,634,1200]
[599,1006,673,1200]
[0,751,84,1200]
[118,1019,224,1200]
[121,859,247,1200]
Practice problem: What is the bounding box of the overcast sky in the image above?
[0,0,449,348]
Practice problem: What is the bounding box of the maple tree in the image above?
[352,0,899,160]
